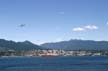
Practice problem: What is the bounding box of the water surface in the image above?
[0,56,108,71]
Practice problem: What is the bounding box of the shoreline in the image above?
[0,55,108,58]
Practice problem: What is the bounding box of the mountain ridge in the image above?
[41,39,108,50]
[0,38,108,51]
[0,39,42,51]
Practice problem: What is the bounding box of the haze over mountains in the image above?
[0,39,108,51]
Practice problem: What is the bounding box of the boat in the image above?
[40,53,58,57]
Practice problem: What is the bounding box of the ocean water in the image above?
[0,56,108,71]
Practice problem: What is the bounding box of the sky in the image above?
[0,0,108,44]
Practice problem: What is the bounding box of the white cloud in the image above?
[73,27,85,32]
[73,25,98,32]
[84,25,98,30]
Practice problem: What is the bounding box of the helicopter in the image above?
[19,24,26,27]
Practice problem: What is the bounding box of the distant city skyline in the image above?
[0,0,108,44]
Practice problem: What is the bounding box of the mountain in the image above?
[41,39,108,50]
[0,39,42,51]
[1,38,108,51]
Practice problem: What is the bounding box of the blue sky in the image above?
[0,0,108,44]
